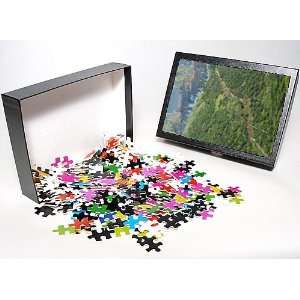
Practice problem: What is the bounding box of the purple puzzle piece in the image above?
[51,156,73,168]
[142,167,158,177]
[62,156,73,168]
[51,157,61,167]
[199,209,213,220]
[228,186,241,193]
[201,185,211,194]
[99,178,115,186]
[80,190,96,201]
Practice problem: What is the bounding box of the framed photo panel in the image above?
[157,52,299,170]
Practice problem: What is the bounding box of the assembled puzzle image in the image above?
[162,59,290,157]
[33,135,243,253]
[157,52,299,170]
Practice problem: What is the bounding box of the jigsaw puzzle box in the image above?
[1,51,299,253]
[2,63,133,202]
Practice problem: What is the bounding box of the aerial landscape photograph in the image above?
[162,59,290,157]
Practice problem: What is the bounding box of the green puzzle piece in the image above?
[87,203,109,214]
[229,196,244,204]
[106,194,114,203]
[159,190,169,197]
[147,205,161,214]
[153,154,161,160]
[53,225,76,235]
[108,164,119,174]
[194,171,206,177]
[205,194,215,202]
[114,226,130,237]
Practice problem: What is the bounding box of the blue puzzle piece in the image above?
[124,213,148,230]
[180,175,191,185]
[71,181,90,188]
[138,181,147,190]
[99,211,116,223]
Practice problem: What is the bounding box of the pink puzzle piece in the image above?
[58,172,77,183]
[171,170,186,179]
[228,186,241,193]
[152,182,164,189]
[192,183,211,194]
[192,182,204,192]
[146,198,157,205]
[201,186,211,193]
[178,187,190,197]
[164,199,182,209]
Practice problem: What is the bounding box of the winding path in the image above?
[215,69,267,156]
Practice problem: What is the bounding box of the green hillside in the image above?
[183,64,290,157]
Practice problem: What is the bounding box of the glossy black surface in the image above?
[157,52,299,170]
[2,95,38,201]
[124,66,133,141]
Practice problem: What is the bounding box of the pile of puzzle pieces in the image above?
[33,135,244,252]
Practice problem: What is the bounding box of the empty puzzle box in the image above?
[2,63,133,202]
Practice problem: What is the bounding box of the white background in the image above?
[1,1,300,298]
[22,69,126,166]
